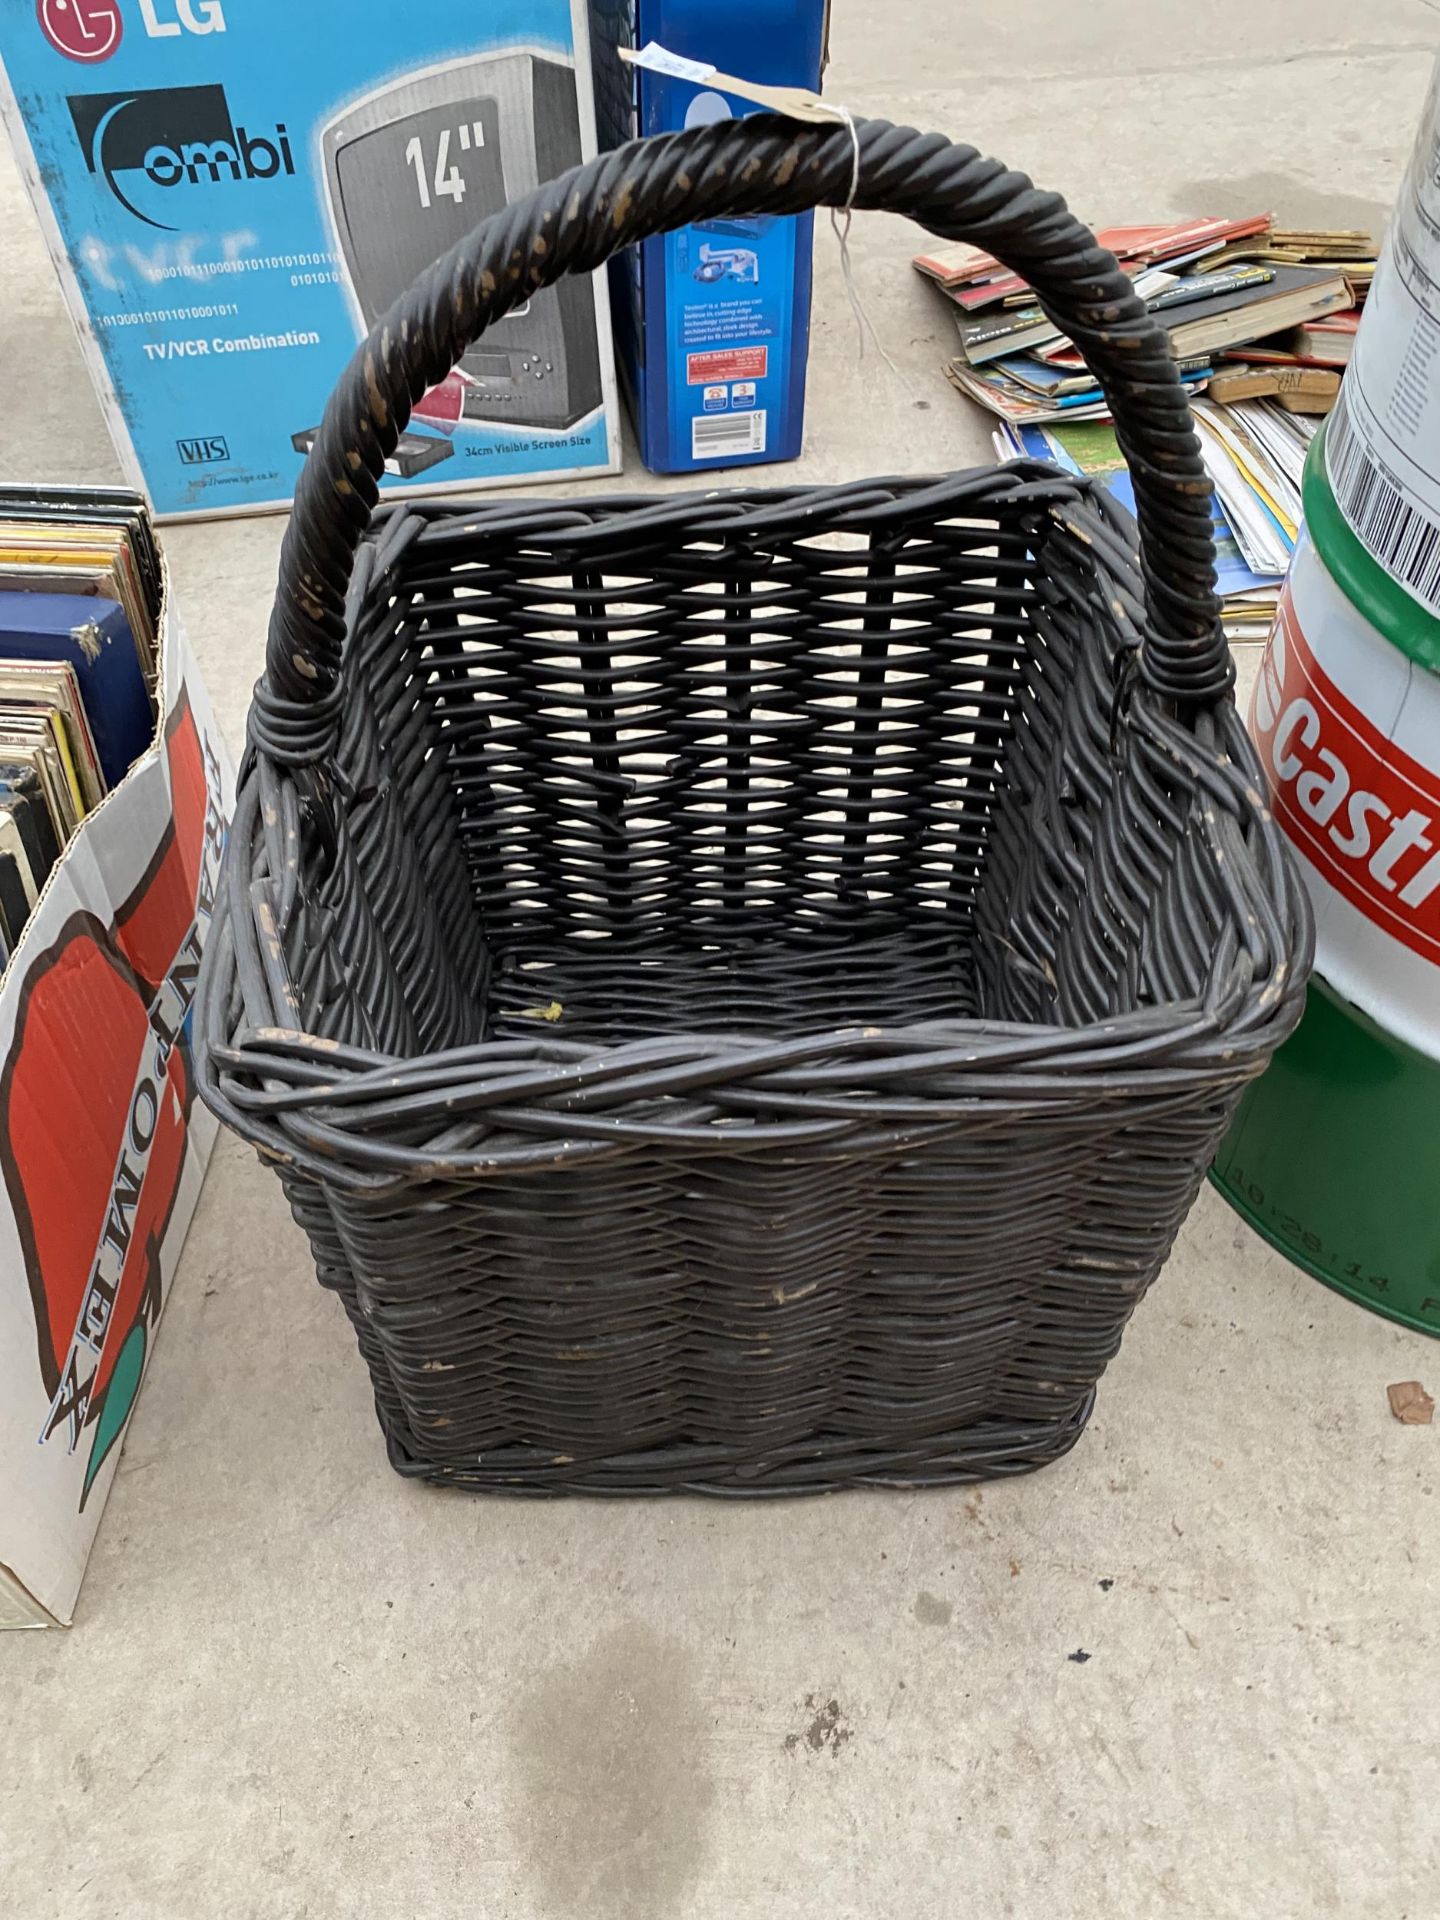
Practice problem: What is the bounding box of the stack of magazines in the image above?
[993,403,1315,643]
[922,214,1376,642]
[917,215,1374,428]
[0,486,160,960]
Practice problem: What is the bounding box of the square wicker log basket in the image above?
[196,113,1311,1495]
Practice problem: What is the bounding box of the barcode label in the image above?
[1327,385,1440,615]
[691,411,767,460]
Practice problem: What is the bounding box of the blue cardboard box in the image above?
[0,1,620,518]
[590,1,828,473]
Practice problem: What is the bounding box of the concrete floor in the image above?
[2,7,1438,1915]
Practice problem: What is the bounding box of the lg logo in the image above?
[37,1,123,62]
[38,0,225,63]
[138,0,226,40]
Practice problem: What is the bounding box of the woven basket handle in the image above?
[260,114,1227,758]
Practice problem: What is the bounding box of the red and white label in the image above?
[686,346,767,386]
[36,0,123,61]
[1252,583,1440,967]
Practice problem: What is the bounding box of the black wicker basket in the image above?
[196,114,1312,1495]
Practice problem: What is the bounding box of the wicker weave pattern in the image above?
[196,116,1311,1493]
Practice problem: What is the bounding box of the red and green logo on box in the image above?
[1213,430,1440,1335]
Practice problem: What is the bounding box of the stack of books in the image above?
[1212,228,1372,381]
[922,215,1379,642]
[0,487,160,961]
[916,216,1374,428]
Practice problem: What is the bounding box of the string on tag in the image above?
[827,104,907,385]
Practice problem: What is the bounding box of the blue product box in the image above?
[590,1,828,473]
[0,1,620,519]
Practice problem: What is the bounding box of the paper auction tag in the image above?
[624,42,716,84]
[618,44,847,126]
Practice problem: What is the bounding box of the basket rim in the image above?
[196,685,1311,1195]
[196,982,1299,1191]
[377,462,1102,548]
[199,470,1311,1194]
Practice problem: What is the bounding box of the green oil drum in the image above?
[1212,975,1440,1335]
[1213,423,1440,1336]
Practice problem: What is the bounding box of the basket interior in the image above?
[335,478,1143,1053]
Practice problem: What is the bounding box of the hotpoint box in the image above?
[590,0,829,474]
[0,3,620,519]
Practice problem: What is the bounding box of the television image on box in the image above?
[318,50,603,432]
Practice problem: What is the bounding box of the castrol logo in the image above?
[1251,584,1440,967]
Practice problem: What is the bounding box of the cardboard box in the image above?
[0,579,233,1627]
[590,0,828,473]
[0,1,620,520]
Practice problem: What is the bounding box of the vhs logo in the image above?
[176,435,229,466]
[68,84,293,230]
